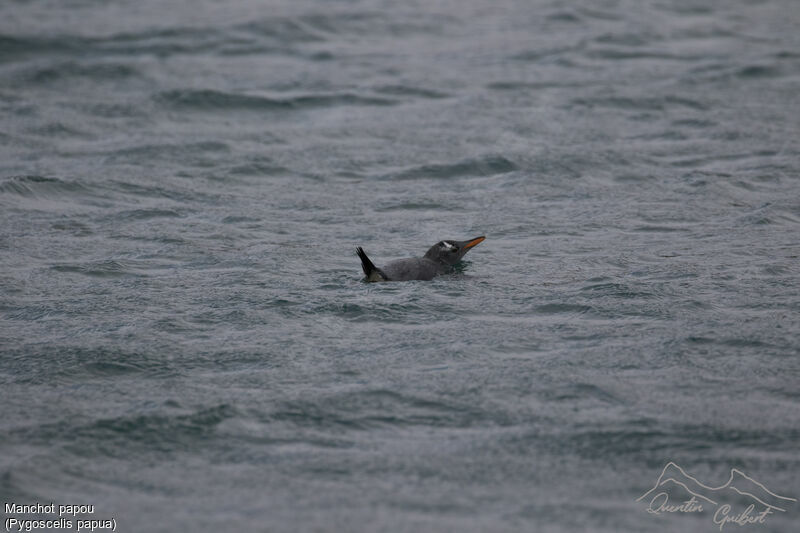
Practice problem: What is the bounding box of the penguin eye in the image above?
[440,242,456,251]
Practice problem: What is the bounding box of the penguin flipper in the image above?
[356,247,389,282]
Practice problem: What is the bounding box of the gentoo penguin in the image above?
[356,236,485,282]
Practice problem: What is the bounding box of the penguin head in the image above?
[424,236,485,265]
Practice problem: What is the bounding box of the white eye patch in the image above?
[440,241,455,250]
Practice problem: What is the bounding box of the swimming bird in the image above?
[356,236,485,282]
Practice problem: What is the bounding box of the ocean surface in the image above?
[1,1,799,531]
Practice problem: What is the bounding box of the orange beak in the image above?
[462,236,485,250]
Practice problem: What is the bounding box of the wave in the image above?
[3,345,179,384]
[104,141,230,164]
[580,282,657,299]
[74,405,236,457]
[569,95,708,111]
[0,28,223,62]
[534,303,594,316]
[112,208,184,221]
[0,175,94,201]
[50,259,148,278]
[0,11,456,64]
[386,155,518,180]
[17,61,140,84]
[155,88,397,111]
[270,389,477,430]
[371,85,450,99]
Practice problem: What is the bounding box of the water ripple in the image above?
[385,155,518,180]
[155,89,398,111]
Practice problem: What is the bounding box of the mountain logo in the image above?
[637,462,796,530]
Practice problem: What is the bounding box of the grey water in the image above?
[2,0,799,531]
